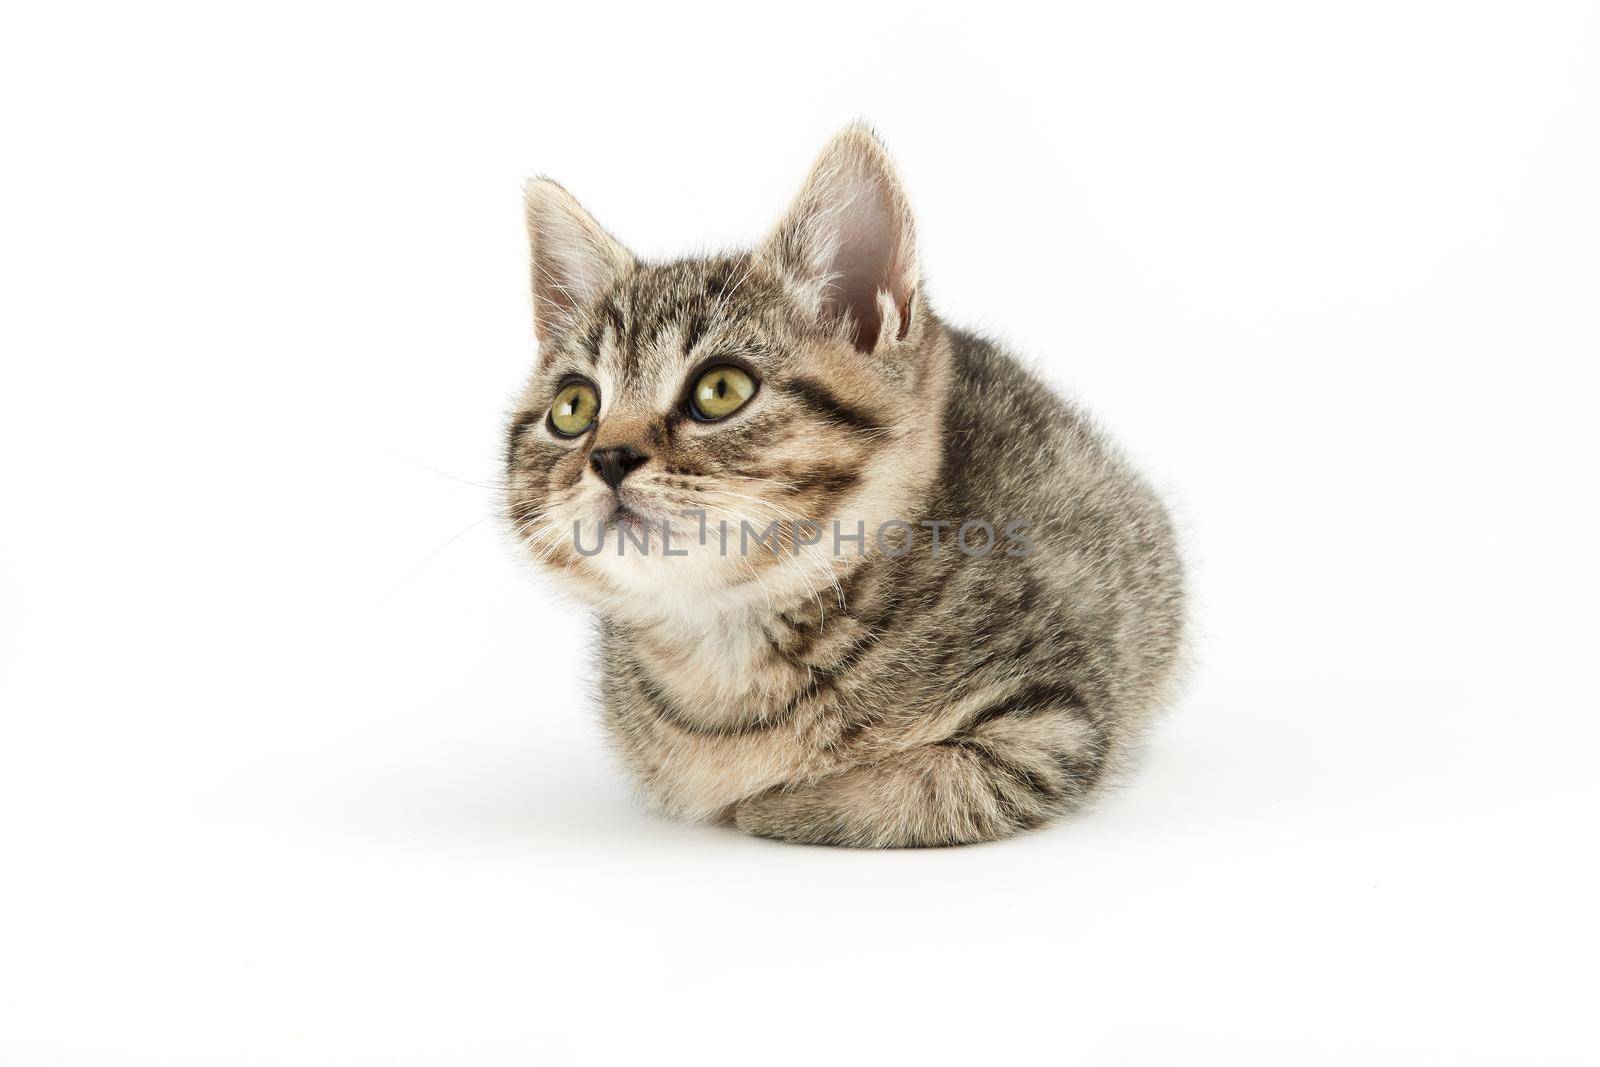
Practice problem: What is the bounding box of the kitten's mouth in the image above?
[596,488,683,537]
[603,500,645,531]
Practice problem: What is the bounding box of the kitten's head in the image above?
[505,126,947,618]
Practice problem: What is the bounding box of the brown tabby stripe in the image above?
[506,409,542,464]
[942,736,1063,806]
[957,680,1087,733]
[786,378,883,433]
[632,665,795,738]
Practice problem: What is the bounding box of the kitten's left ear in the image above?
[525,179,635,344]
[761,125,919,354]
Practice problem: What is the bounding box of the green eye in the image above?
[690,365,758,421]
[549,381,599,437]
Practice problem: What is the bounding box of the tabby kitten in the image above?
[505,126,1184,847]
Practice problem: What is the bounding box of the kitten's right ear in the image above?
[524,179,634,344]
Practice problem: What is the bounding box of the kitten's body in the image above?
[506,129,1184,846]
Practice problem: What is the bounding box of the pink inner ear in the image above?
[823,180,912,352]
[526,181,632,345]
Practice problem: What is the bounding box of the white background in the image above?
[3,2,1597,1064]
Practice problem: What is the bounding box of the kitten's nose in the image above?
[589,445,649,490]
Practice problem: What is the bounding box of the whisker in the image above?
[386,514,492,600]
[393,454,510,490]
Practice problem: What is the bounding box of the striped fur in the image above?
[505,126,1185,847]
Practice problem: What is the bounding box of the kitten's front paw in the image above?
[732,787,832,845]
